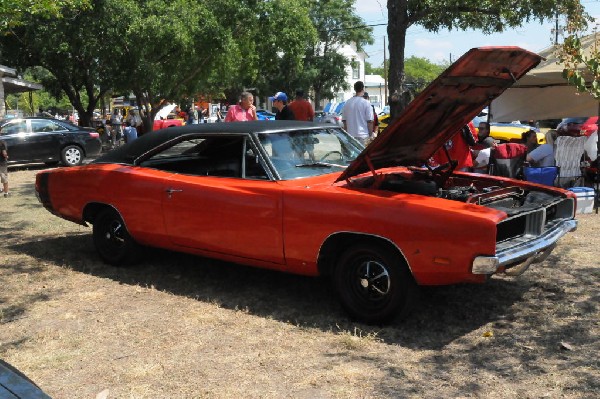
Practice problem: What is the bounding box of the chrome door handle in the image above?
[165,188,183,198]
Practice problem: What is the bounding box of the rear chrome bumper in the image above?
[472,219,578,275]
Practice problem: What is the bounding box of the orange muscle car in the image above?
[36,47,578,324]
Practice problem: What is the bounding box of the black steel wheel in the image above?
[334,243,417,324]
[92,208,142,266]
[61,145,84,166]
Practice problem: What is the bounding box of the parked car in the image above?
[378,113,391,135]
[0,359,51,398]
[35,47,578,324]
[314,111,343,126]
[556,116,598,137]
[0,117,102,166]
[153,118,184,130]
[256,109,276,121]
[472,116,545,144]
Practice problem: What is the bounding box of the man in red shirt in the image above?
[431,122,477,171]
[287,90,314,121]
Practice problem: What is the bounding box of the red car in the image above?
[153,118,184,131]
[35,47,578,324]
[556,116,598,137]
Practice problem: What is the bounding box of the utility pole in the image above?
[383,36,387,106]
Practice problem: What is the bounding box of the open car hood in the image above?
[337,47,542,182]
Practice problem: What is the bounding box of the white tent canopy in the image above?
[491,34,599,122]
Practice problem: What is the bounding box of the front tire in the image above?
[93,208,142,266]
[61,145,84,166]
[334,243,417,324]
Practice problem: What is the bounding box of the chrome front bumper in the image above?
[472,219,578,275]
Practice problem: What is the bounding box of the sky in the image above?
[354,0,600,67]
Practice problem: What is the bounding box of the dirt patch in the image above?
[1,167,599,398]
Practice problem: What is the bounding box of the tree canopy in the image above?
[301,0,373,107]
[386,0,586,117]
[556,2,598,98]
[0,0,89,32]
[1,0,372,126]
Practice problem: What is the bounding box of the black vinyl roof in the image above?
[94,120,331,165]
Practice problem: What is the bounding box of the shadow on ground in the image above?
[6,233,531,350]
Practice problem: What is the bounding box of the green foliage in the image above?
[0,0,90,32]
[0,0,374,124]
[299,0,373,106]
[387,0,586,116]
[404,56,444,88]
[557,4,600,100]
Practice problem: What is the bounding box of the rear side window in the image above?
[0,120,27,135]
[138,135,268,179]
[31,120,63,133]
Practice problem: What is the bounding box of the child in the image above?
[0,139,9,197]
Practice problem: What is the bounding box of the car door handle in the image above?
[165,188,183,198]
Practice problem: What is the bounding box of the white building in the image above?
[364,74,386,108]
[320,44,386,111]
[331,43,367,103]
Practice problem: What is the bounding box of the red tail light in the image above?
[89,132,100,138]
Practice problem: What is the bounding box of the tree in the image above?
[365,60,387,77]
[1,0,237,129]
[386,0,585,117]
[0,0,89,33]
[557,3,598,98]
[111,0,238,130]
[404,56,445,93]
[1,0,125,126]
[240,0,316,102]
[300,0,373,108]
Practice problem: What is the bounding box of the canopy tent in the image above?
[1,65,43,118]
[491,34,599,122]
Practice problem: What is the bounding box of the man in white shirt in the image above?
[342,81,373,146]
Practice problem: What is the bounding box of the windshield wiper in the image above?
[295,162,347,168]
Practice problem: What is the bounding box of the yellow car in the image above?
[380,114,545,144]
[488,123,546,144]
[378,113,390,135]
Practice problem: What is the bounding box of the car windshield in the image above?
[258,127,363,180]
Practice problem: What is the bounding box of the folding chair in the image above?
[554,136,586,188]
[489,143,528,178]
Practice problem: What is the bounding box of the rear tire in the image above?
[333,243,417,324]
[92,208,142,266]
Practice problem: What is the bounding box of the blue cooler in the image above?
[523,166,558,186]
[568,187,595,214]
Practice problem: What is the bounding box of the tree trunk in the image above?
[313,90,322,111]
[387,0,410,119]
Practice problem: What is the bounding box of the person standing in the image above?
[362,92,379,138]
[287,89,314,121]
[0,139,9,197]
[110,108,123,148]
[269,92,295,120]
[225,92,258,122]
[123,121,138,143]
[342,81,373,145]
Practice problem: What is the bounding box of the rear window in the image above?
[562,117,587,124]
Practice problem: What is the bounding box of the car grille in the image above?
[496,197,575,251]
